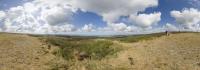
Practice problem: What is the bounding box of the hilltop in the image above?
[0,32,200,70]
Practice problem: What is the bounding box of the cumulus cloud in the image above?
[129,12,161,28]
[0,0,163,34]
[51,24,76,33]
[0,11,6,31]
[41,6,73,25]
[109,23,128,31]
[171,8,200,29]
[125,26,136,32]
[70,0,160,32]
[188,0,200,8]
[81,24,95,32]
[71,0,158,23]
[165,23,178,31]
[0,11,6,21]
[98,23,138,32]
[1,0,77,33]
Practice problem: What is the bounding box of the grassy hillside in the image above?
[44,37,120,60]
[0,32,200,70]
[114,33,166,43]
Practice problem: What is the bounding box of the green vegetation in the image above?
[116,33,165,43]
[45,37,120,60]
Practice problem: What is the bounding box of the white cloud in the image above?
[0,11,6,31]
[1,0,77,33]
[165,23,178,31]
[125,26,135,32]
[110,23,127,31]
[81,24,95,32]
[71,0,158,23]
[171,8,200,29]
[70,0,160,32]
[0,11,6,21]
[98,23,138,32]
[188,0,200,8]
[41,6,73,25]
[51,24,76,33]
[129,12,161,28]
[0,0,163,34]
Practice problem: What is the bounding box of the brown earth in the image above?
[0,33,67,70]
[106,33,200,70]
[0,33,200,70]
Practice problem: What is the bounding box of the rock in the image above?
[74,51,90,61]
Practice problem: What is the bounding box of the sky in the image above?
[0,0,200,35]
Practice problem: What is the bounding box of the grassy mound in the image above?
[45,37,120,60]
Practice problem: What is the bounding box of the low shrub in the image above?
[46,37,120,60]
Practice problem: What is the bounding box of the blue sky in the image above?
[0,0,200,35]
[71,0,194,28]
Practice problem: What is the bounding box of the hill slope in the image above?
[0,33,200,70]
[107,33,200,70]
[0,33,66,70]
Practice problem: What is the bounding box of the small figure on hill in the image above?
[48,44,51,50]
[165,30,170,36]
[128,57,134,65]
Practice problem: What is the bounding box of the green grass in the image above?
[45,37,120,60]
[41,33,167,60]
[116,33,166,43]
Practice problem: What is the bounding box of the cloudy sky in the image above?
[0,0,200,35]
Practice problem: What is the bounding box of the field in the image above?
[0,32,200,70]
